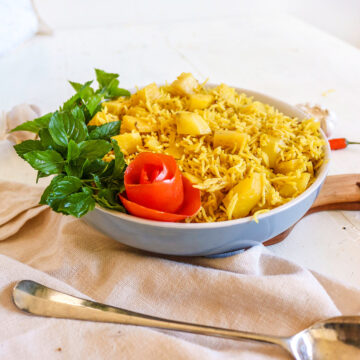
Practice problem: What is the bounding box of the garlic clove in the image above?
[296,103,338,138]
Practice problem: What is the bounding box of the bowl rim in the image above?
[94,85,331,229]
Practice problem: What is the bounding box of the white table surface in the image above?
[0,10,359,287]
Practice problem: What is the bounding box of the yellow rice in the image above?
[90,73,325,223]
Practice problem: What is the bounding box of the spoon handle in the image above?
[13,280,288,350]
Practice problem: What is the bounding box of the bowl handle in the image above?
[264,174,360,246]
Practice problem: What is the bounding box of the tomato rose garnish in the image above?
[119,152,201,222]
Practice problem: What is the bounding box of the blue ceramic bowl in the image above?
[83,87,330,256]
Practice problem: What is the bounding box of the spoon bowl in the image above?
[12,280,360,360]
[289,316,360,360]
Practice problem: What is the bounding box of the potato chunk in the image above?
[213,130,249,151]
[279,173,311,197]
[261,136,281,168]
[88,111,118,126]
[183,172,202,185]
[165,144,184,159]
[176,111,211,136]
[121,115,137,132]
[275,159,306,175]
[223,173,263,219]
[133,83,160,103]
[121,115,157,133]
[102,101,123,116]
[112,133,142,155]
[188,94,213,110]
[171,73,199,96]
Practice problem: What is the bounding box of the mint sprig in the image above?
[12,69,129,218]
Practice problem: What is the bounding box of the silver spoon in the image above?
[12,280,360,360]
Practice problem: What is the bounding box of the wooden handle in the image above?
[310,174,360,211]
[264,174,360,246]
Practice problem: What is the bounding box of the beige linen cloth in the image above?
[0,180,360,359]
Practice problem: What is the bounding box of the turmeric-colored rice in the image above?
[90,73,325,223]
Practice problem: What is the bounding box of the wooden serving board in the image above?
[264,174,360,246]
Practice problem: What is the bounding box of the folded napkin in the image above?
[0,180,359,359]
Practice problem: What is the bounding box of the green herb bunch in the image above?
[12,69,130,218]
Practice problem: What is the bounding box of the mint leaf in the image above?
[24,150,64,174]
[66,80,101,116]
[67,140,80,161]
[94,188,125,212]
[58,191,95,217]
[101,159,115,177]
[92,174,102,188]
[11,113,52,133]
[39,128,65,153]
[95,69,119,88]
[36,171,50,183]
[12,68,129,219]
[78,140,112,161]
[48,112,71,147]
[85,93,104,115]
[63,81,94,110]
[48,176,82,202]
[69,81,83,92]
[65,158,85,177]
[40,175,83,211]
[88,121,120,140]
[105,78,131,97]
[40,174,65,204]
[111,139,126,178]
[95,69,130,98]
[49,107,87,147]
[83,158,112,176]
[104,178,125,192]
[14,140,43,158]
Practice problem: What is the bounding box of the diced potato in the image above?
[176,111,211,136]
[296,172,311,193]
[213,130,249,151]
[165,144,184,159]
[102,101,123,116]
[278,183,296,198]
[306,161,314,175]
[216,84,236,102]
[183,172,202,185]
[121,115,158,133]
[261,136,281,168]
[223,173,263,219]
[171,73,199,96]
[279,173,311,197]
[188,94,213,110]
[133,83,160,103]
[136,118,158,133]
[242,101,267,115]
[88,111,118,126]
[275,159,306,175]
[121,115,137,132]
[127,106,149,118]
[112,133,142,155]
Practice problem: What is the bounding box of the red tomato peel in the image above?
[119,176,201,222]
[124,152,184,213]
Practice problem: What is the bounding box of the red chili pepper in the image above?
[329,138,360,150]
[120,152,201,222]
